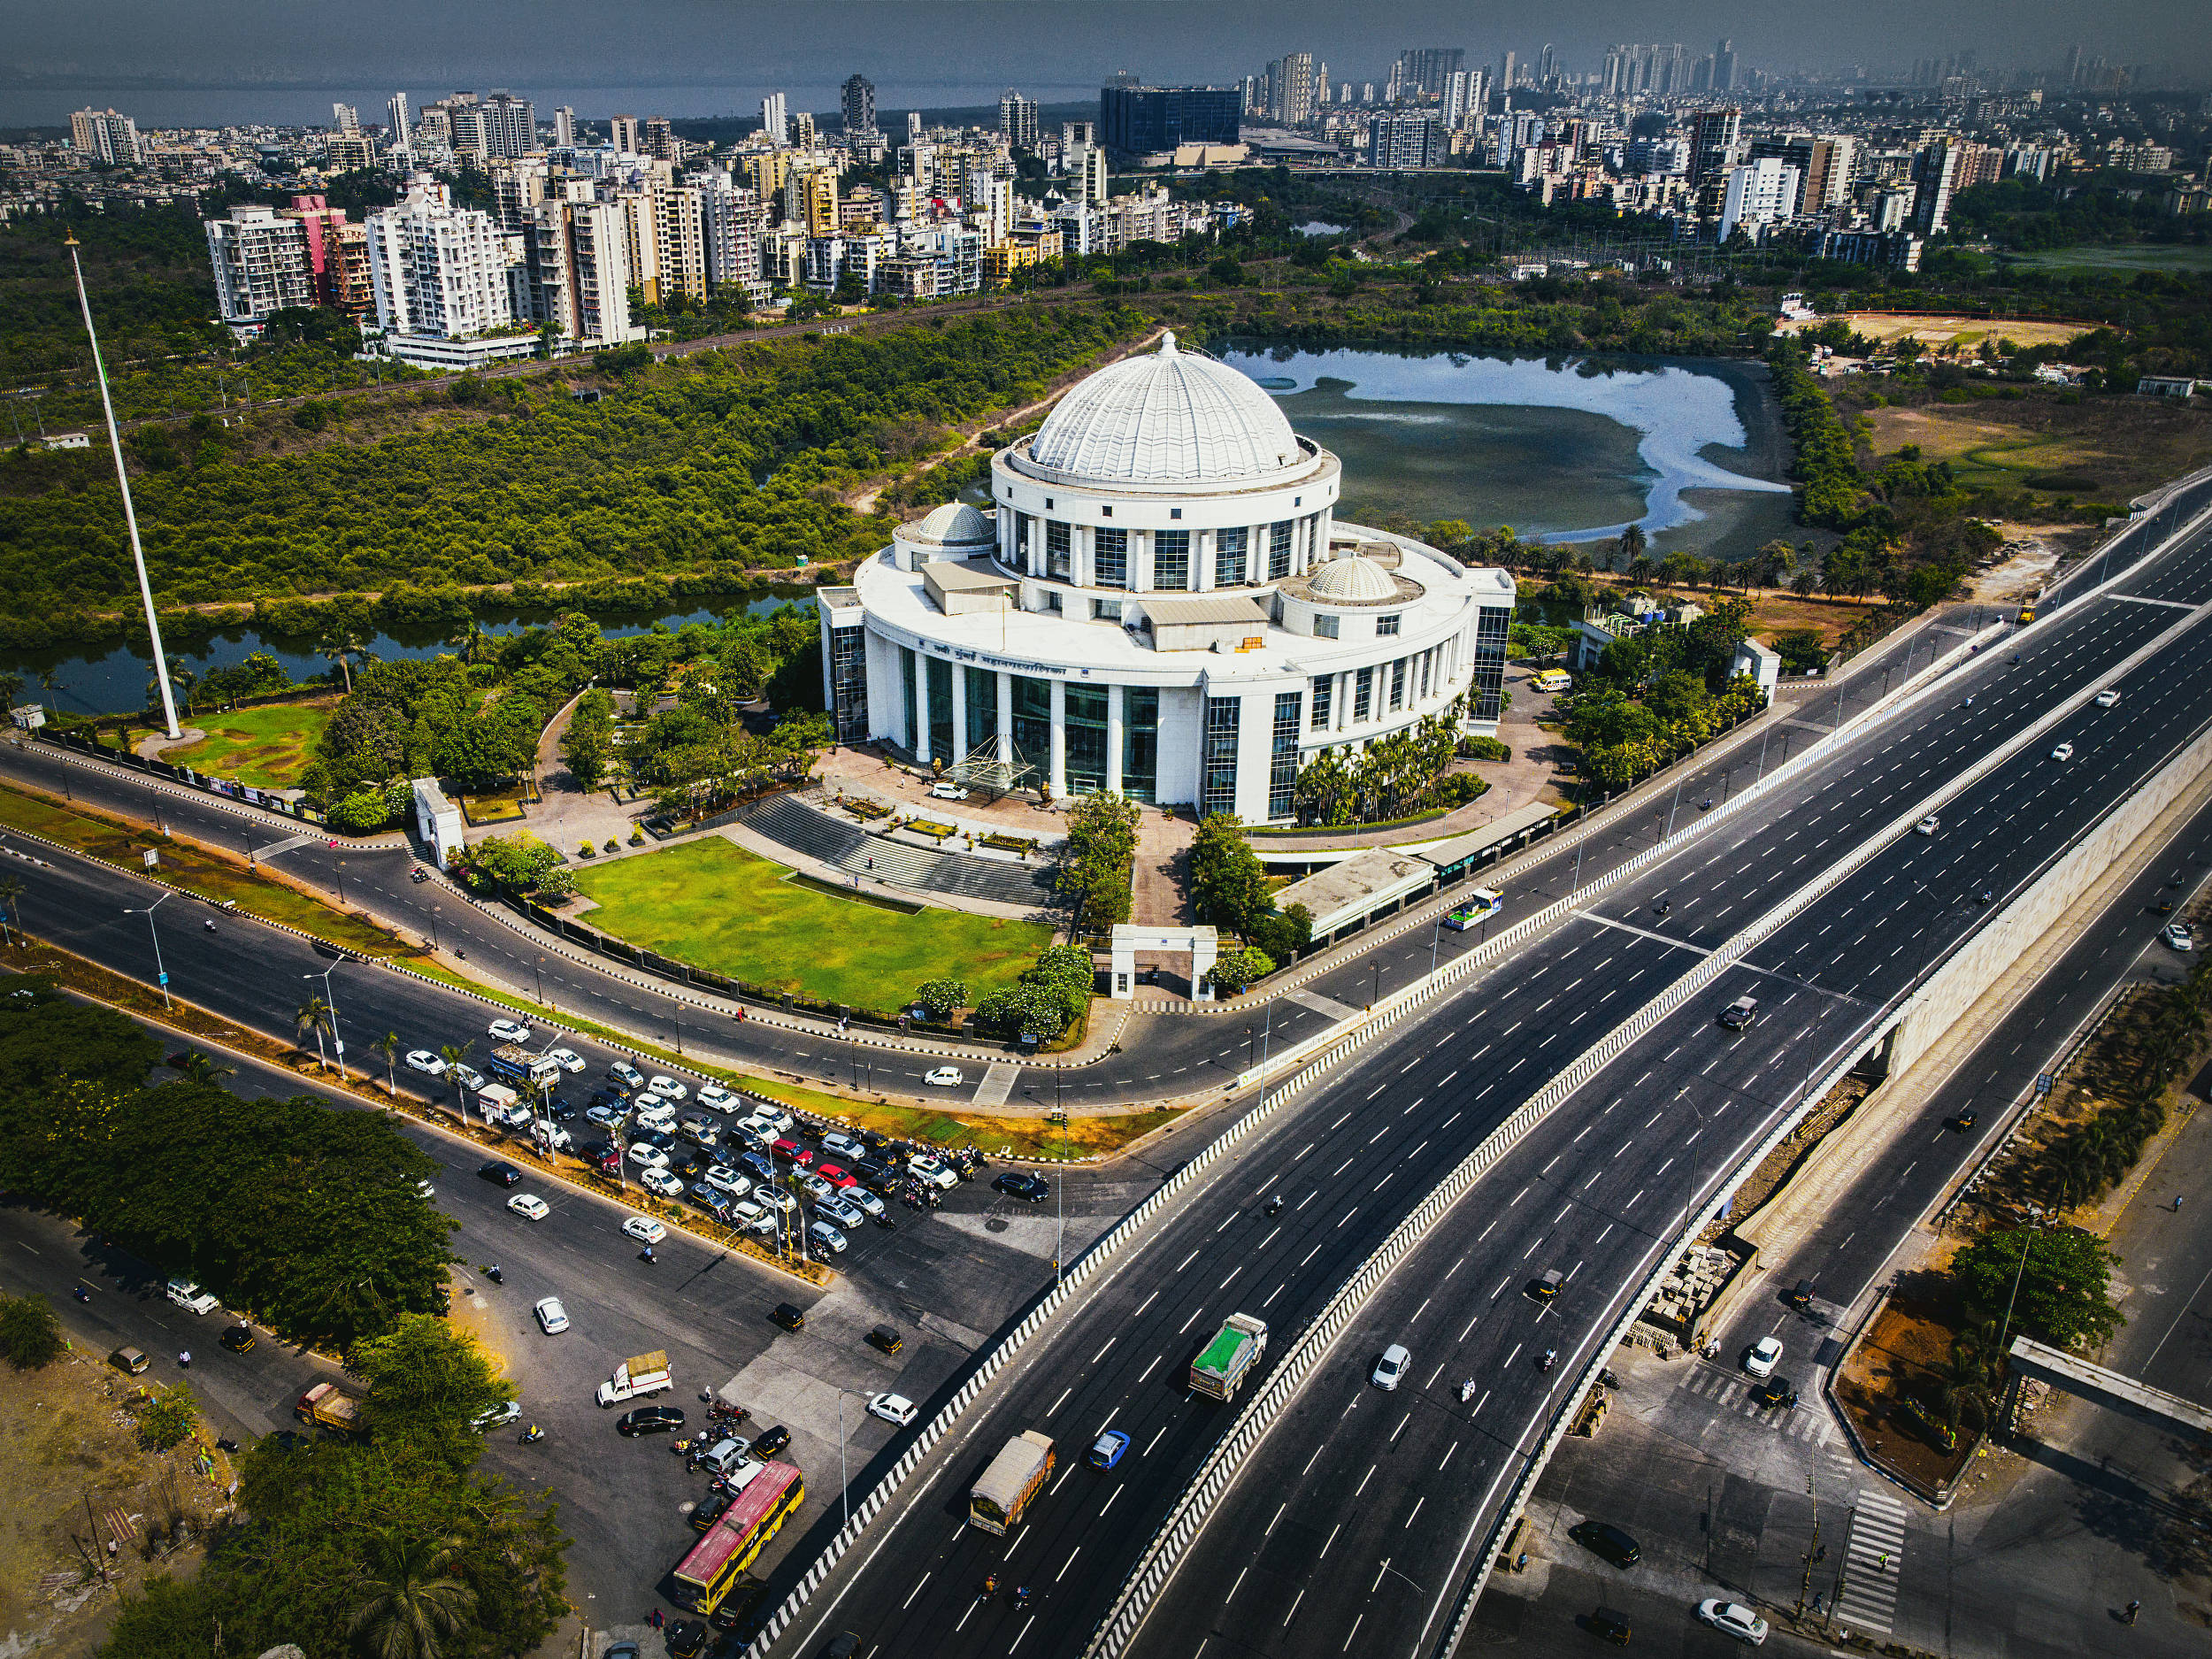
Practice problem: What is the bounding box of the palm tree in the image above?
[296,994,334,1071]
[0,671,21,717]
[1615,522,1647,573]
[438,1041,473,1123]
[171,1049,235,1086]
[377,1030,401,1097]
[347,1530,478,1659]
[0,872,19,947]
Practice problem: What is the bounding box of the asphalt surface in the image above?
[768,484,2212,1659]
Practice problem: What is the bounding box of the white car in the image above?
[821,1131,866,1161]
[705,1165,752,1198]
[2162,921,2194,952]
[909,1154,959,1190]
[648,1075,688,1102]
[1743,1336,1784,1379]
[507,1194,550,1221]
[928,780,969,801]
[2095,688,2122,708]
[818,1196,866,1230]
[1371,1343,1410,1391]
[697,1082,738,1110]
[807,1218,849,1255]
[1696,1601,1769,1645]
[404,1049,448,1078]
[532,1123,572,1153]
[626,1143,671,1171]
[634,1100,678,1131]
[924,1066,964,1088]
[867,1393,919,1426]
[847,1187,887,1218]
[609,1061,645,1091]
[1915,815,1939,836]
[488,1018,534,1044]
[621,1215,666,1245]
[745,1106,795,1137]
[638,1167,684,1198]
[165,1278,219,1316]
[757,1187,800,1217]
[534,1296,570,1334]
[544,1047,587,1074]
[2050,741,2074,762]
[730,1199,778,1236]
[471,1399,522,1432]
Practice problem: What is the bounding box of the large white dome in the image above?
[1026,332,1303,485]
[1306,556,1400,603]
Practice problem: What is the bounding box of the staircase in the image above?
[736,795,1056,909]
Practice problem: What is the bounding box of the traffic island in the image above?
[1831,1271,1983,1502]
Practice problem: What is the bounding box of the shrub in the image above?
[629,828,645,845]
[326,787,392,834]
[290,398,330,432]
[535,867,575,900]
[0,1293,65,1369]
[603,837,619,853]
[1460,735,1511,762]
[1206,944,1275,995]
[138,1383,200,1450]
[915,978,967,1018]
[578,842,595,858]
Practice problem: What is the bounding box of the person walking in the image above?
[2125,1600,2141,1624]
[1877,1551,1890,1573]
[177,1349,191,1371]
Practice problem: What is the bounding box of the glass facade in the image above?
[1353,666,1373,722]
[1310,674,1333,729]
[828,624,870,742]
[1389,657,1407,711]
[1202,696,1240,817]
[1268,692,1302,820]
[1047,520,1071,579]
[1121,686,1158,802]
[1094,527,1127,588]
[1012,511,1033,567]
[926,655,955,764]
[901,645,918,751]
[1154,530,1190,591]
[1472,606,1511,721]
[1064,684,1110,794]
[1011,674,1052,771]
[1268,521,1294,580]
[1215,526,1248,586]
[1313,614,1339,640]
[964,664,995,755]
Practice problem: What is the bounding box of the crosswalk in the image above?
[1832,1487,1909,1634]
[1678,1364,1837,1444]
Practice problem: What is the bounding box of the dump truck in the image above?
[968,1429,1054,1534]
[295,1379,366,1436]
[595,1349,674,1407]
[1190,1312,1269,1401]
[487,1042,563,1090]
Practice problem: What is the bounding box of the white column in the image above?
[1106,683,1125,794]
[950,662,969,762]
[1196,530,1215,592]
[1334,671,1350,732]
[996,671,1014,753]
[911,649,929,763]
[1048,678,1067,798]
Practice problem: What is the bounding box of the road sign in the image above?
[2035,1073,2055,1095]
[157,972,168,986]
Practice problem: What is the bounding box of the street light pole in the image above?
[125,890,174,1009]
[303,964,348,1079]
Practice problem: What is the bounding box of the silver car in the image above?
[806,1218,849,1255]
[818,1195,866,1231]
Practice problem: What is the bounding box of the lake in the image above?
[1219,344,1800,564]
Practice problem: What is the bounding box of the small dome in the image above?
[1305,557,1399,603]
[902,502,994,549]
[1026,331,1303,485]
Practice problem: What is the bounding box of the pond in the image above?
[8,594,811,719]
[1219,343,1800,565]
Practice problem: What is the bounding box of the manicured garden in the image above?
[572,836,1049,1010]
[157,701,333,787]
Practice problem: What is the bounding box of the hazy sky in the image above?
[5,1,2206,119]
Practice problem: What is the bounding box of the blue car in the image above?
[1087,1429,1132,1470]
[738,1150,776,1184]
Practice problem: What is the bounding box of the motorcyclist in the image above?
[1264,1194,1284,1216]
[641,1244,656,1263]
[1540,1348,1557,1372]
[1011,1586,1033,1609]
[484,1263,503,1285]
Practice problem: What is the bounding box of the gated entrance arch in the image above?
[1109,925,1220,1002]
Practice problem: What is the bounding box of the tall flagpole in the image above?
[68,231,180,741]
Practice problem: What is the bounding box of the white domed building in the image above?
[815,333,1516,823]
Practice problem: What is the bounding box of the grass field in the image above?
[158,701,333,787]
[1858,395,2212,502]
[573,836,1050,1010]
[1999,244,2212,275]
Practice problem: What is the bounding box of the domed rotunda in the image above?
[817,334,1515,824]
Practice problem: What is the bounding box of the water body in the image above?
[1220,344,1799,563]
[9,595,804,719]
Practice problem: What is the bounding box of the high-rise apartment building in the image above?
[642,118,676,161]
[326,130,380,172]
[487,156,550,231]
[480,91,537,158]
[1912,141,1961,235]
[287,195,375,321]
[654,183,709,301]
[527,193,639,348]
[332,103,360,134]
[698,173,768,298]
[1714,38,1740,92]
[1000,89,1040,150]
[610,114,641,157]
[552,106,575,148]
[70,107,142,166]
[1266,52,1317,125]
[1368,111,1447,169]
[760,92,788,145]
[1687,107,1741,181]
[784,166,840,237]
[387,92,414,157]
[364,179,519,340]
[1395,49,1465,102]
[204,205,317,322]
[1441,69,1490,134]
[1718,157,1801,242]
[841,73,877,134]
[908,111,924,145]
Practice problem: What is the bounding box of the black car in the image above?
[691,1488,733,1532]
[1568,1520,1642,1568]
[616,1405,686,1437]
[750,1424,791,1459]
[993,1171,1050,1203]
[548,1096,577,1123]
[632,1126,675,1151]
[738,1149,777,1184]
[771,1302,805,1332]
[1587,1606,1632,1647]
[1750,1377,1800,1410]
[687,1184,733,1221]
[588,1087,627,1112]
[667,1619,708,1659]
[219,1323,257,1354]
[477,1160,522,1187]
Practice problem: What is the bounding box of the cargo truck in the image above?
[295,1379,366,1436]
[1190,1312,1269,1401]
[487,1042,563,1090]
[595,1349,674,1407]
[968,1429,1054,1534]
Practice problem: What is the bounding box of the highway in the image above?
[769,488,2212,1659]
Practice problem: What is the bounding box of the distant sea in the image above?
[0,82,1104,130]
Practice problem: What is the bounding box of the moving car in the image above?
[924,1066,964,1088]
[1441,888,1505,930]
[868,1393,919,1427]
[534,1296,570,1334]
[1587,1607,1632,1646]
[506,1194,551,1221]
[1087,1429,1132,1469]
[866,1325,902,1355]
[616,1405,685,1437]
[1743,1336,1784,1379]
[488,1018,533,1044]
[1696,1600,1769,1645]
[648,1076,688,1101]
[2050,741,2074,762]
[1916,815,1939,835]
[609,1061,645,1091]
[1749,1377,1799,1410]
[2096,688,2122,708]
[1945,1110,1979,1133]
[2163,921,2194,952]
[451,1064,487,1093]
[807,1219,849,1255]
[638,1167,684,1198]
[219,1323,257,1354]
[1371,1343,1410,1391]
[544,1047,586,1073]
[621,1215,666,1245]
[910,1155,959,1190]
[405,1049,447,1077]
[1527,1267,1563,1303]
[995,1171,1051,1202]
[1568,1520,1641,1568]
[1718,995,1759,1031]
[697,1082,738,1110]
[477,1160,523,1187]
[771,1302,806,1331]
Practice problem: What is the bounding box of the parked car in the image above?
[471,1399,522,1432]
[488,1018,533,1044]
[1695,1601,1769,1645]
[807,1219,849,1255]
[818,1196,866,1231]
[1087,1429,1132,1470]
[451,1064,487,1093]
[867,1393,918,1426]
[687,1184,733,1221]
[772,1137,816,1166]
[813,1161,860,1189]
[405,1049,448,1078]
[626,1143,671,1171]
[697,1082,738,1110]
[1371,1343,1410,1390]
[738,1150,777,1185]
[848,1187,887,1218]
[928,780,969,801]
[2163,921,2194,952]
[648,1076,688,1102]
[994,1171,1051,1202]
[745,1106,795,1136]
[822,1131,866,1162]
[219,1323,257,1354]
[617,1405,685,1437]
[534,1296,570,1334]
[506,1194,551,1221]
[587,1103,626,1130]
[638,1167,685,1197]
[770,1302,806,1332]
[705,1164,752,1198]
[609,1061,645,1091]
[866,1325,902,1355]
[796,1171,837,1202]
[1568,1520,1641,1568]
[109,1347,151,1375]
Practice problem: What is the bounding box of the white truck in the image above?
[595,1349,674,1407]
[166,1277,219,1316]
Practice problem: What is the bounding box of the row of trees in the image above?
[1058,794,1140,933]
[1564,672,1770,793]
[2039,956,2212,1210]
[1289,713,1482,828]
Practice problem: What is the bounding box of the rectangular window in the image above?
[1201,696,1240,817]
[1153,530,1190,591]
[1313,613,1339,640]
[1268,521,1294,580]
[1268,692,1301,820]
[1389,657,1407,711]
[1094,597,1122,622]
[1170,508,1182,519]
[1310,674,1333,729]
[1094,527,1127,588]
[901,645,918,752]
[1064,683,1109,795]
[1122,686,1159,802]
[926,654,955,764]
[1013,511,1033,566]
[830,624,871,743]
[1215,526,1248,586]
[1045,589,1063,612]
[1047,519,1071,579]
[1418,649,1432,701]
[964,664,995,754]
[1011,674,1052,771]
[1377,612,1402,637]
[1353,666,1373,722]
[1471,604,1510,722]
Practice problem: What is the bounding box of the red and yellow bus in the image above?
[672,1462,804,1614]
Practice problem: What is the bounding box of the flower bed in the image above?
[980,832,1039,856]
[841,795,890,821]
[904,818,959,841]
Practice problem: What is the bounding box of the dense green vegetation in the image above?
[1187,813,1314,967]
[2035,956,2212,1210]
[0,981,453,1350]
[1289,712,1483,827]
[1561,595,1770,790]
[1058,793,1139,932]
[972,942,1099,1040]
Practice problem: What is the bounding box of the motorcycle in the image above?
[1599,1369,1621,1390]
[518,1425,547,1445]
[641,1246,657,1264]
[1458,1379,1478,1404]
[1264,1194,1285,1217]
[73,1286,90,1303]
[1010,1586,1033,1610]
[203,918,217,932]
[1539,1348,1558,1374]
[483,1264,503,1285]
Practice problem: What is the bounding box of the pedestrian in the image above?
[1811,1593,1824,1617]
[178,1349,191,1370]
[2176,1196,2185,1212]
[2125,1600,2141,1624]
[1877,1551,1890,1573]
[649,1607,664,1631]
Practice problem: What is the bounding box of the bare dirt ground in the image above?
[1856,394,2212,504]
[1778,311,2093,350]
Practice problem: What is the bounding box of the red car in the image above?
[595,1146,622,1175]
[771,1137,815,1167]
[814,1162,859,1189]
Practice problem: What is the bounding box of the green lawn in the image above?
[572,836,1049,1010]
[2000,244,2212,275]
[161,702,334,788]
